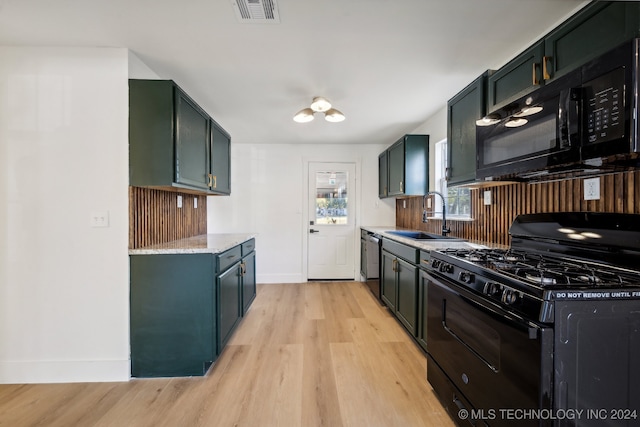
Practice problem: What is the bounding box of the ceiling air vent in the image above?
[231,0,280,23]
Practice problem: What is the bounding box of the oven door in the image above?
[476,71,582,180]
[425,271,552,427]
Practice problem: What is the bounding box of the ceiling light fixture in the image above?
[294,97,345,123]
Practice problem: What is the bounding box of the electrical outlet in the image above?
[483,190,492,206]
[90,211,109,227]
[584,177,600,200]
[194,198,198,209]
[177,195,183,208]
[427,198,432,209]
[403,200,406,208]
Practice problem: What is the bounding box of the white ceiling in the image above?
[0,0,588,145]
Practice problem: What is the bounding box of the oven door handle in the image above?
[441,316,499,374]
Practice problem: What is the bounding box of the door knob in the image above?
[309,229,319,233]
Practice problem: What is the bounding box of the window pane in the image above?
[315,171,348,225]
[435,139,471,219]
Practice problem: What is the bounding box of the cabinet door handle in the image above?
[240,262,246,276]
[532,62,540,85]
[208,173,213,187]
[542,56,552,80]
[213,175,217,188]
[392,259,398,272]
[399,181,403,193]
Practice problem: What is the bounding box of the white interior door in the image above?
[307,162,356,280]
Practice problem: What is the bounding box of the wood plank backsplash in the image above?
[129,187,207,249]
[396,170,640,246]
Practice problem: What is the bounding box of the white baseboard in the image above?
[0,359,130,384]
[256,273,305,284]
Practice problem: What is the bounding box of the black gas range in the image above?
[425,212,640,427]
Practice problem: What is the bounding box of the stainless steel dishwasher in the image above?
[360,229,380,299]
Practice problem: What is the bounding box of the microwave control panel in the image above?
[584,67,625,145]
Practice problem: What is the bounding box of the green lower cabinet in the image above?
[130,240,256,378]
[395,258,418,336]
[381,245,419,337]
[381,251,397,311]
[416,270,429,352]
[241,251,256,314]
[217,262,242,352]
[130,254,216,378]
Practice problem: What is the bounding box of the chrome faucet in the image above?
[422,191,451,236]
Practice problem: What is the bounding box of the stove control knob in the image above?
[431,259,441,270]
[440,263,454,274]
[459,271,475,283]
[484,282,502,296]
[502,289,520,305]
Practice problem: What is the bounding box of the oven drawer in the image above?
[428,354,489,427]
[425,272,552,427]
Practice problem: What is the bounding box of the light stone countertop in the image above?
[360,226,501,251]
[129,233,256,255]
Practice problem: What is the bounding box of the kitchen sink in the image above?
[386,230,463,241]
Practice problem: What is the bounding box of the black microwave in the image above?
[476,38,640,181]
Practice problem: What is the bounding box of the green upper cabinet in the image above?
[210,120,231,195]
[129,79,232,195]
[487,1,640,113]
[487,41,544,113]
[378,151,388,198]
[382,134,429,198]
[447,72,490,186]
[387,140,406,196]
[175,89,211,190]
[544,1,640,82]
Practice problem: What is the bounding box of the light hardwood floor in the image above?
[0,282,455,427]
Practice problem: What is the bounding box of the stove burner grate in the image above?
[438,248,640,289]
[525,272,558,285]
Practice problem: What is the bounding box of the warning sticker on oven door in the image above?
[549,290,640,300]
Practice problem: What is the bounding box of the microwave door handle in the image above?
[559,88,581,148]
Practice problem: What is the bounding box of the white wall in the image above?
[0,47,130,383]
[410,106,447,191]
[207,143,395,283]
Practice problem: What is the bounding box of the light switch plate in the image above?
[584,177,600,200]
[90,211,109,227]
[483,190,492,206]
[177,195,183,208]
[194,198,198,209]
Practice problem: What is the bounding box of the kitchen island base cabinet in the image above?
[130,238,256,378]
[130,254,216,378]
